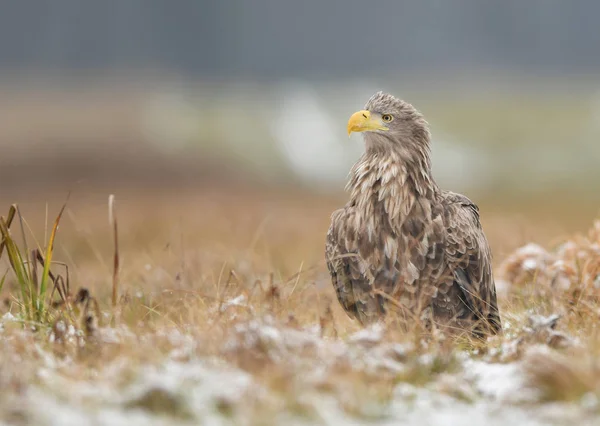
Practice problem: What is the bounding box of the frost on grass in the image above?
[498,219,600,297]
[0,317,592,425]
[0,284,595,426]
[0,298,598,425]
[2,200,600,425]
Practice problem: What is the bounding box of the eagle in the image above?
[325,92,501,338]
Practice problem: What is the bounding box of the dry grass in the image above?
[0,184,599,424]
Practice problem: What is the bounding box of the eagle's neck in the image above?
[346,134,439,228]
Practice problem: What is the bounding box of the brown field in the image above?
[0,180,598,425]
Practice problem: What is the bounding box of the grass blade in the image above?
[0,218,32,319]
[38,195,70,321]
[0,270,7,294]
[0,204,17,259]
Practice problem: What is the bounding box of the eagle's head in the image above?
[347,92,430,153]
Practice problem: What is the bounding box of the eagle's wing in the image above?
[326,208,385,324]
[438,192,502,336]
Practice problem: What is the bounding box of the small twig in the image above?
[0,205,17,261]
[109,194,120,310]
[288,261,304,297]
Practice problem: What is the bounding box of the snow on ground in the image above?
[1,313,595,426]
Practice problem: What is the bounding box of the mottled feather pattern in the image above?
[326,92,501,337]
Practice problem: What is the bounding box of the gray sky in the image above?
[0,1,599,80]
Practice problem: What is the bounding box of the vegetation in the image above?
[0,185,599,424]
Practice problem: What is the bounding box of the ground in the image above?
[0,184,599,426]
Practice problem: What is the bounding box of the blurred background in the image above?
[0,1,599,259]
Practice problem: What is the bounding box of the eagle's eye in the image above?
[381,114,393,123]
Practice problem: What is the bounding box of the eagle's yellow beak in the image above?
[347,110,388,137]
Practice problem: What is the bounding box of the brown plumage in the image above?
[325,92,501,338]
